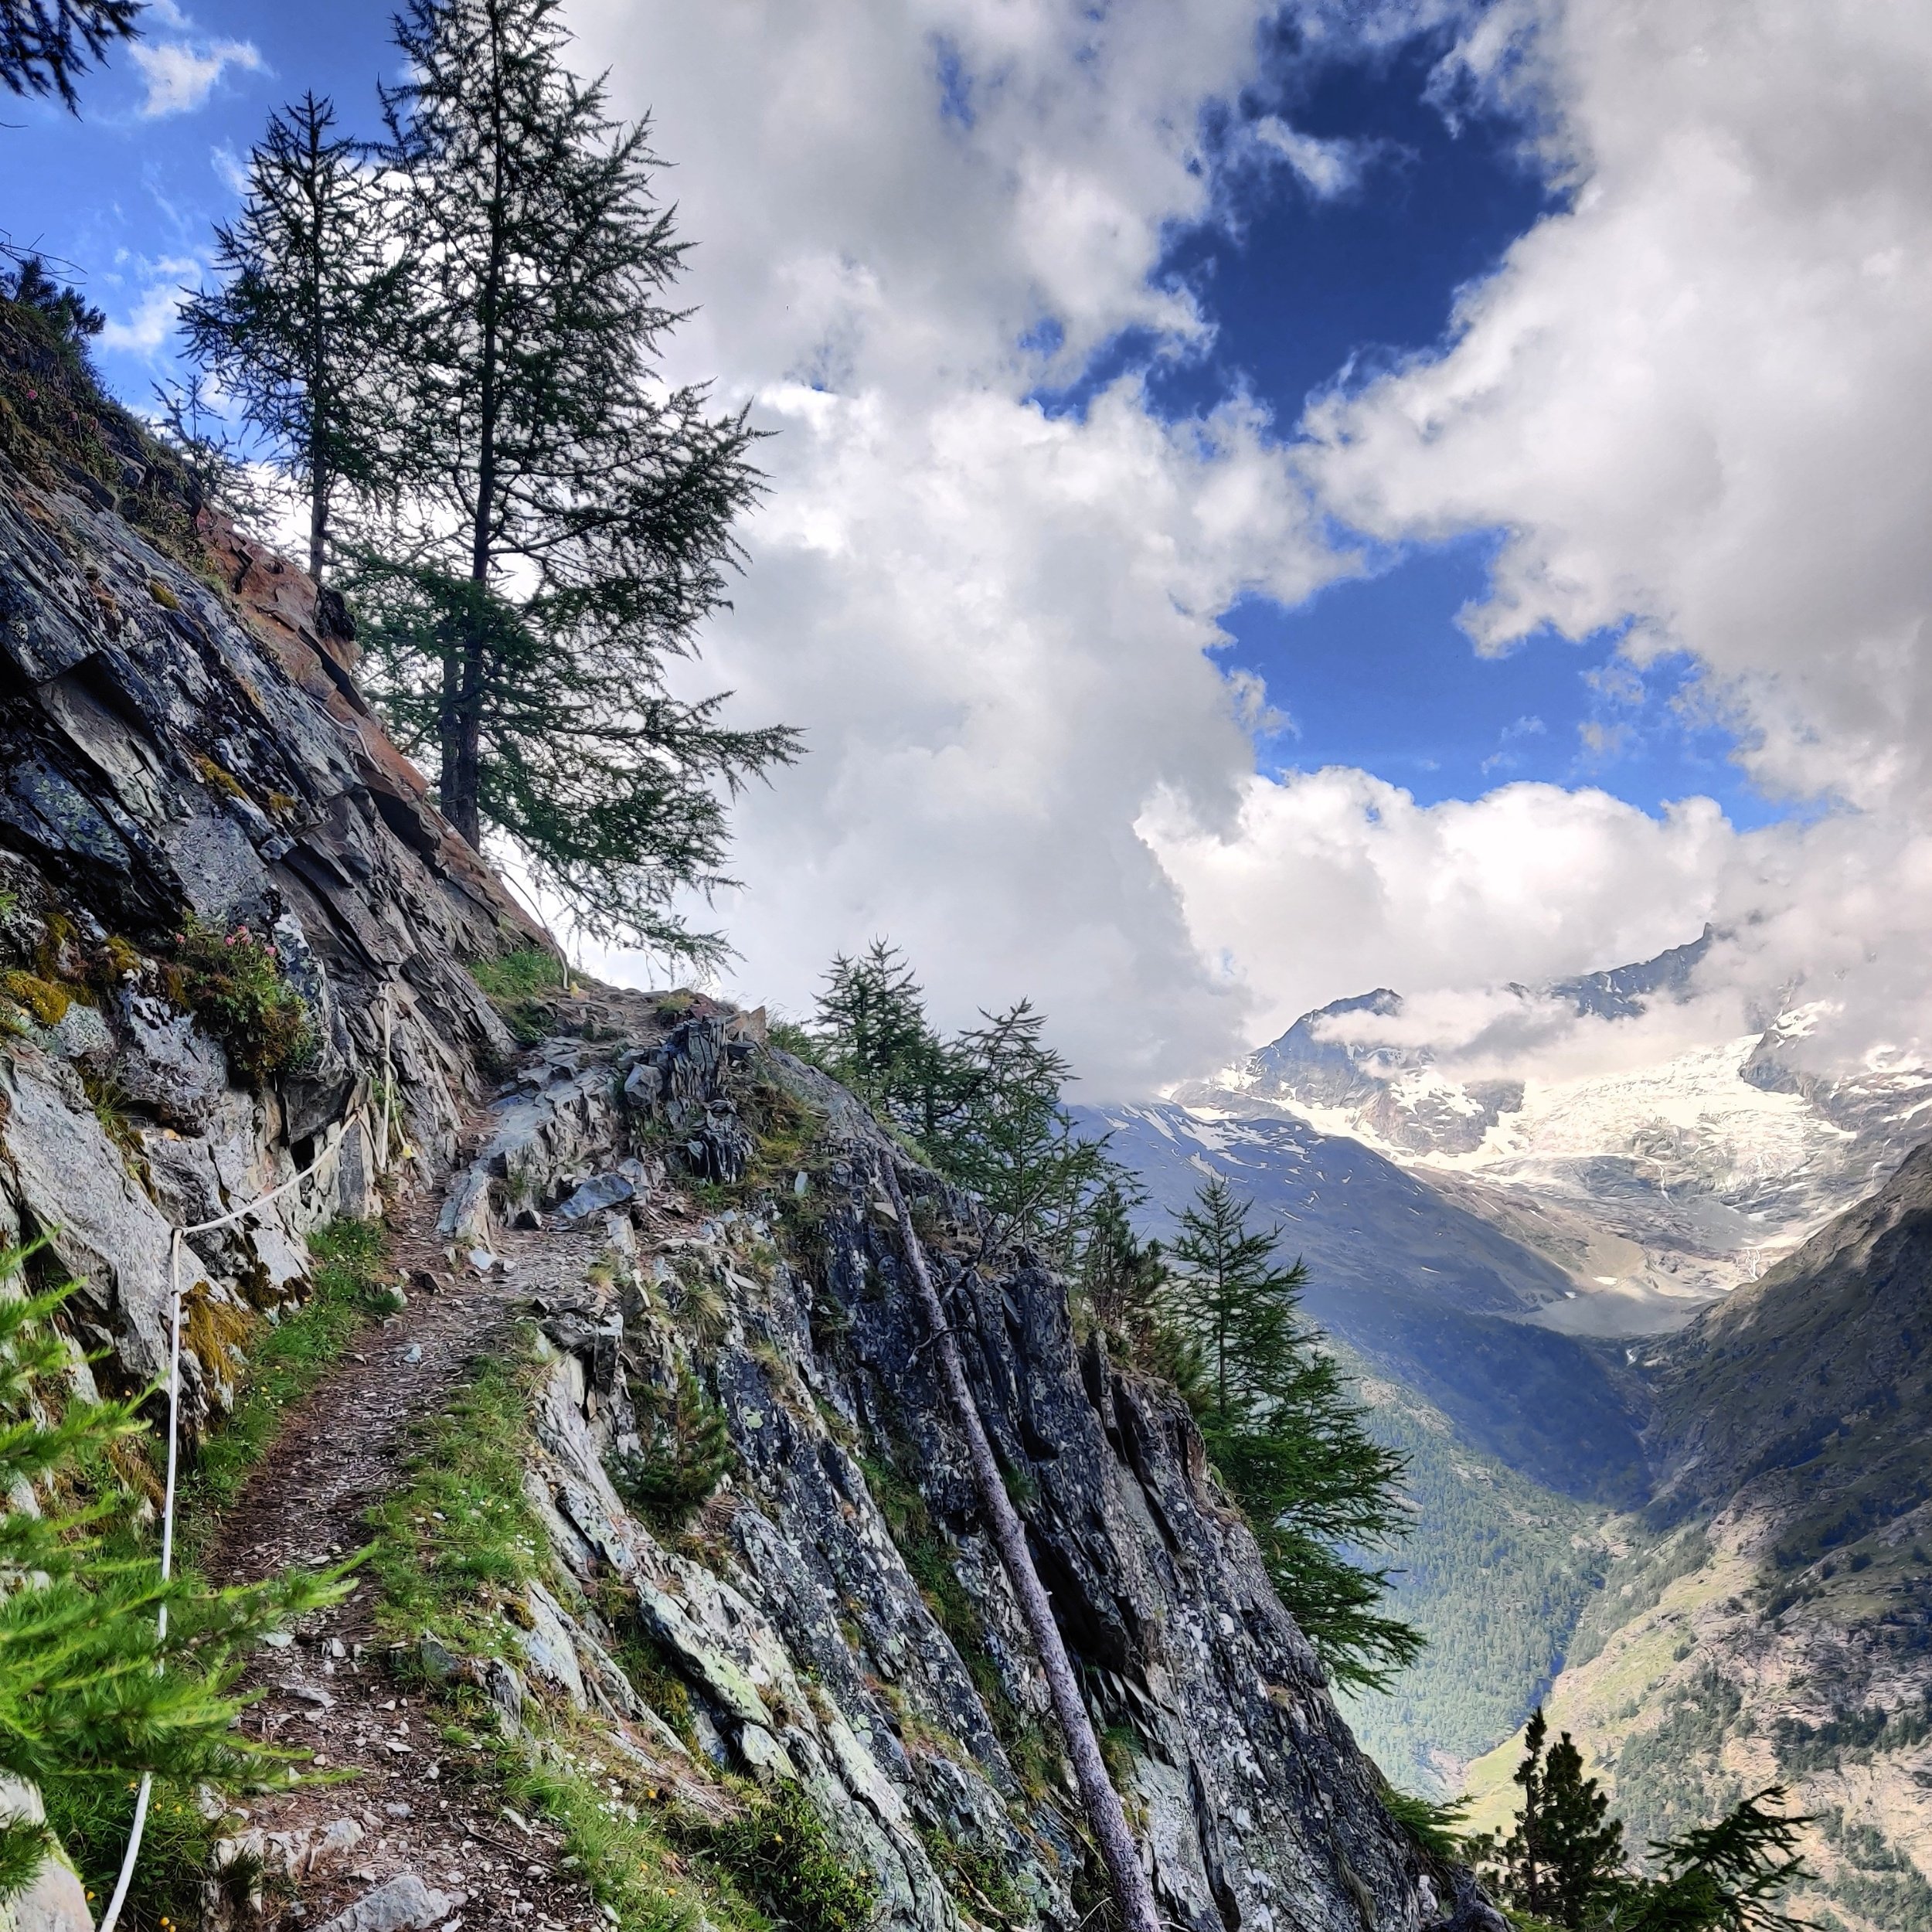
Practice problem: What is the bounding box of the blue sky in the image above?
[0,2,1780,834]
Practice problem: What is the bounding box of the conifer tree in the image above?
[0,0,139,108]
[1168,1175,1419,1689]
[1077,1178,1195,1387]
[1470,1717,1811,1932]
[179,92,413,583]
[2,253,102,341]
[1480,1707,1626,1928]
[935,1000,1111,1262]
[812,940,968,1140]
[359,0,795,957]
[0,1258,336,1904]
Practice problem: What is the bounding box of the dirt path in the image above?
[203,1171,613,1932]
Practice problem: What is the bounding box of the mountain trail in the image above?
[202,1144,611,1932]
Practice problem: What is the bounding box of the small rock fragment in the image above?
[313,1872,461,1932]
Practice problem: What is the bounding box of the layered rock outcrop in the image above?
[0,370,1488,1932]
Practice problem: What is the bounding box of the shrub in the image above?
[168,918,317,1083]
[609,1367,736,1532]
[703,1784,877,1932]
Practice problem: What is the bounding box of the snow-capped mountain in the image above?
[1169,932,1932,1319]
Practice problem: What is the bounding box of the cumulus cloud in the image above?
[1139,767,1734,1047]
[130,36,262,117]
[97,255,198,353]
[1308,0,1932,817]
[566,0,1354,1090]
[553,0,1932,1094]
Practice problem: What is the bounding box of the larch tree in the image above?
[179,92,413,583]
[1168,1174,1420,1689]
[0,0,139,108]
[360,0,795,959]
[812,940,966,1138]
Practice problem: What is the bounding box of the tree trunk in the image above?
[879,1156,1162,1932]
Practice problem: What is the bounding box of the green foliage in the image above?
[808,940,1116,1263]
[469,947,566,1001]
[1,255,102,342]
[1611,1669,1743,1851]
[168,917,318,1083]
[1474,1717,1812,1932]
[1379,1783,1471,1862]
[495,1731,717,1932]
[0,2,140,109]
[935,1000,1112,1263]
[608,1366,736,1532]
[365,1337,549,1651]
[702,1783,877,1932]
[1472,1709,1625,1928]
[1165,1175,1420,1691]
[0,1252,342,1907]
[45,1774,250,1932]
[468,945,566,1043]
[811,940,970,1142]
[1597,1793,1812,1932]
[1075,1177,1187,1376]
[179,90,416,583]
[184,1217,396,1540]
[350,0,795,954]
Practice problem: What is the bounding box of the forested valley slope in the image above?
[1100,947,1932,1932]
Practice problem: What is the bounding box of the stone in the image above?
[553,1170,634,1222]
[312,1873,461,1932]
[0,1777,91,1932]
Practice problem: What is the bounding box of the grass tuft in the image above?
[182,1217,393,1546]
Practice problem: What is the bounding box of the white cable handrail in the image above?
[95,987,396,1932]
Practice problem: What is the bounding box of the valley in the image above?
[1100,940,1932,1930]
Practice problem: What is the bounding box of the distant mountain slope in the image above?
[1086,1100,1650,1502]
[1335,1358,1607,1800]
[1183,933,1932,1325]
[1461,1141,1932,1932]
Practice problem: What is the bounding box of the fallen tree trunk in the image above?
[879,1155,1162,1932]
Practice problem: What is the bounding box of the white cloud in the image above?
[130,36,262,118]
[1243,116,1381,199]
[566,0,1352,1090]
[551,0,1932,1093]
[210,142,250,196]
[1308,0,1932,818]
[97,255,198,353]
[1139,767,1734,1047]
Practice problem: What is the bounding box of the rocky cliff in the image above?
[0,312,1481,1932]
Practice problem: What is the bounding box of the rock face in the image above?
[453,1012,1462,1932]
[0,451,539,1406]
[0,374,1475,1930]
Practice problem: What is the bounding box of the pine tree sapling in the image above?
[1167,1175,1419,1690]
[359,0,796,954]
[2,254,104,342]
[812,940,970,1141]
[937,1000,1111,1263]
[0,0,141,108]
[0,1253,342,1906]
[1473,1721,1812,1932]
[1077,1178,1196,1388]
[179,92,413,581]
